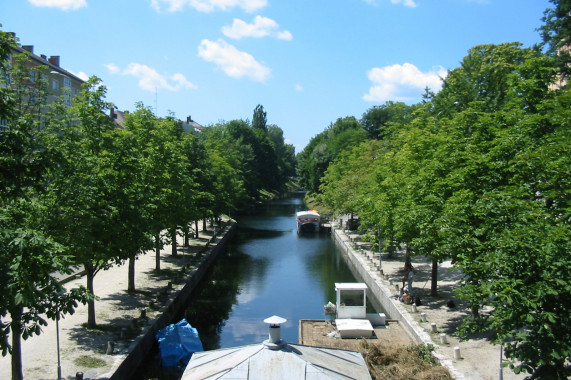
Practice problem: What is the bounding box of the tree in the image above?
[252,104,267,132]
[0,30,89,380]
[360,101,419,140]
[539,0,571,79]
[44,77,124,328]
[297,117,367,193]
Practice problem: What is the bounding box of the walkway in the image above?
[0,221,233,379]
[332,216,524,380]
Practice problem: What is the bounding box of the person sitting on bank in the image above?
[400,290,412,304]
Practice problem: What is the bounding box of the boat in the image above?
[296,210,321,233]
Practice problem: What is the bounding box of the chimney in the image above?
[22,45,34,53]
[263,315,287,349]
[48,56,60,67]
[41,54,47,60]
[187,115,192,123]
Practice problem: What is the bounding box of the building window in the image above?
[63,76,70,88]
[52,78,59,91]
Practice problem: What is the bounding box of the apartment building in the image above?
[1,33,85,129]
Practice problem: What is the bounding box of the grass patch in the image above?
[360,342,452,380]
[74,355,106,368]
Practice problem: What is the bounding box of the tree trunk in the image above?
[128,252,136,293]
[10,306,23,380]
[202,218,207,232]
[194,220,199,239]
[155,233,161,271]
[430,258,438,296]
[170,227,177,256]
[86,266,97,328]
[404,245,412,268]
[184,226,189,247]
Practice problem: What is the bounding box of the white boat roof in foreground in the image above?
[181,342,372,380]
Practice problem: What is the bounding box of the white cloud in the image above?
[390,0,418,7]
[151,0,267,13]
[104,63,120,74]
[74,71,89,81]
[112,63,198,92]
[295,83,303,92]
[198,39,271,83]
[222,16,292,40]
[363,63,447,102]
[28,0,87,11]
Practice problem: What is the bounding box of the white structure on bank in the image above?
[334,283,385,339]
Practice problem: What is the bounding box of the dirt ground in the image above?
[299,319,413,352]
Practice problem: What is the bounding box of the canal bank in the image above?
[0,219,236,380]
[331,218,525,380]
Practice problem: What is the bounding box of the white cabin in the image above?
[335,283,367,319]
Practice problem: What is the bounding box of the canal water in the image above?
[134,192,378,378]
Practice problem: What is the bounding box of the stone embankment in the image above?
[0,219,236,380]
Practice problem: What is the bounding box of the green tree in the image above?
[45,77,123,328]
[252,104,267,132]
[0,31,89,380]
[539,0,571,79]
[297,117,367,193]
[360,101,419,140]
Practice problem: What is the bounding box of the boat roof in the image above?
[181,342,371,379]
[335,283,368,290]
[296,210,320,216]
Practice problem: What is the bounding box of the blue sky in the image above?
[1,0,551,151]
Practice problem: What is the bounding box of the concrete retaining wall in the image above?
[110,222,237,380]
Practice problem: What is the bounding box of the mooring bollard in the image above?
[120,327,127,339]
[140,308,146,319]
[421,312,427,322]
[454,346,462,360]
[440,333,448,344]
[412,303,418,313]
[131,317,138,329]
[167,281,172,289]
[431,323,437,332]
[395,284,399,292]
[106,341,115,355]
[76,372,84,380]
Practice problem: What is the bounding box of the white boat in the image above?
[296,210,321,233]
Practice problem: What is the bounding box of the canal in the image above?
[134,192,378,378]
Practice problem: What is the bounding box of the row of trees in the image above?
[298,1,570,378]
[0,29,295,380]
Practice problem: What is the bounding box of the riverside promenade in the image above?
[0,219,236,380]
[332,217,525,380]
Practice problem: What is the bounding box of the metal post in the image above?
[499,344,503,380]
[56,308,61,380]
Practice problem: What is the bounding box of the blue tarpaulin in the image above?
[156,318,203,368]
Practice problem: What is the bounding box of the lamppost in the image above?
[56,304,61,380]
[55,290,65,380]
